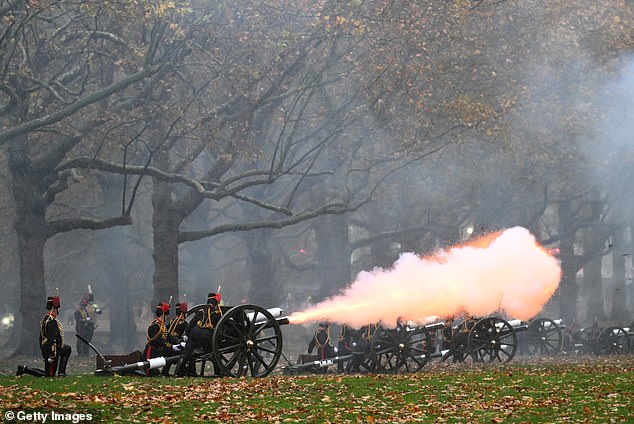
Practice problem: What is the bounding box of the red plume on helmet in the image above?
[155,302,170,316]
[47,296,61,309]
[207,292,221,304]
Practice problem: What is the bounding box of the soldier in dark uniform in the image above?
[74,293,101,356]
[163,302,189,375]
[174,292,223,377]
[338,325,361,372]
[450,315,477,363]
[144,302,182,376]
[306,321,336,374]
[16,296,72,377]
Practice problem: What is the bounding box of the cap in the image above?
[207,292,221,304]
[80,294,89,306]
[156,302,170,315]
[47,296,61,309]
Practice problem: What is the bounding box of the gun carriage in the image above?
[93,304,288,377]
[285,321,442,375]
[430,316,526,364]
[521,317,565,356]
[564,322,631,355]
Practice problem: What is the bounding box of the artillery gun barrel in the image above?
[95,355,181,376]
[497,319,528,332]
[287,354,355,371]
[246,307,290,326]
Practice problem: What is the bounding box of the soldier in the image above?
[174,292,223,377]
[16,296,72,377]
[74,293,101,356]
[308,321,336,360]
[307,321,336,374]
[144,302,182,376]
[163,302,189,375]
[450,315,477,363]
[345,323,377,372]
[338,325,364,372]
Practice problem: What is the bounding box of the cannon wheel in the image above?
[211,304,283,377]
[526,318,563,356]
[596,326,630,355]
[468,317,517,363]
[371,324,432,373]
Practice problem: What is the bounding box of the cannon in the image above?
[185,304,288,377]
[283,320,441,375]
[431,316,526,364]
[85,304,289,377]
[522,317,565,356]
[564,321,631,355]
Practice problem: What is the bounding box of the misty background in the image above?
[1,1,634,356]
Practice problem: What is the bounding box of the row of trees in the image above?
[1,0,634,355]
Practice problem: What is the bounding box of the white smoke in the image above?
[288,226,561,328]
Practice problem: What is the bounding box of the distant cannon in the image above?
[522,318,565,356]
[284,321,443,375]
[564,321,631,355]
[429,316,527,364]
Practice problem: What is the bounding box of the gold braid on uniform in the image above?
[57,318,64,346]
[315,326,331,348]
[167,316,180,336]
[146,318,167,344]
[198,306,222,329]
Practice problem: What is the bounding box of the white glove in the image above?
[172,344,181,352]
[333,347,338,354]
[47,357,56,363]
[180,341,186,348]
[352,342,357,347]
[182,335,188,342]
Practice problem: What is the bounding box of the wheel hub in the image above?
[246,339,254,350]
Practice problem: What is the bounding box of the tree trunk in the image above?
[10,162,49,357]
[246,229,279,308]
[315,215,351,300]
[151,177,181,308]
[557,200,578,324]
[610,230,629,321]
[583,230,605,322]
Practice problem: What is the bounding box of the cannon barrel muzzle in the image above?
[95,355,181,376]
[246,307,289,325]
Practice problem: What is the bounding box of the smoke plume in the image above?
[288,227,561,328]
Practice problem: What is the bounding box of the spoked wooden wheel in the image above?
[468,317,517,363]
[371,324,432,373]
[212,304,283,377]
[597,326,630,355]
[526,318,563,356]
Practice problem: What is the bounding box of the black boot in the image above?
[58,352,70,376]
[17,365,47,377]
[173,357,186,377]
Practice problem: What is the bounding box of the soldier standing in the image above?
[74,293,101,356]
[175,292,223,377]
[16,296,72,377]
[144,302,182,376]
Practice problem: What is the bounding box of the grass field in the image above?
[1,355,633,423]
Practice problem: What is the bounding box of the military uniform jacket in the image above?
[167,314,188,339]
[146,317,172,350]
[185,305,222,335]
[74,306,97,332]
[40,313,64,359]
